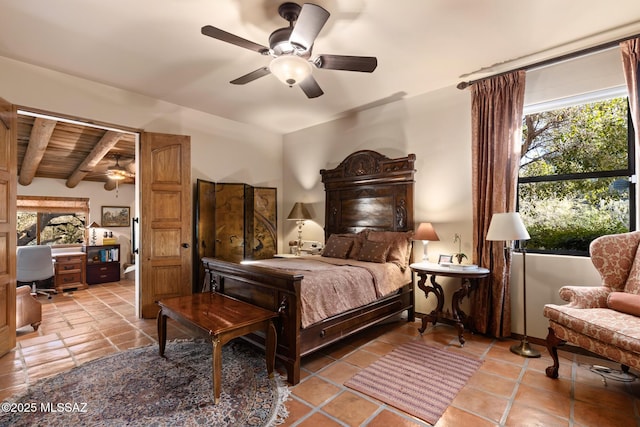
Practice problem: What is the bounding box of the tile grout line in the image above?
[74,283,157,349]
[499,356,529,426]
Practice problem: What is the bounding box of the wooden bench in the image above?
[156,292,278,403]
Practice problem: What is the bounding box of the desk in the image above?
[157,293,277,404]
[410,262,489,346]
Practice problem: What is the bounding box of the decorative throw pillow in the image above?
[321,235,354,259]
[367,230,414,269]
[357,240,391,263]
[607,292,640,317]
[336,230,367,260]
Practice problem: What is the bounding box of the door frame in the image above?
[13,107,142,314]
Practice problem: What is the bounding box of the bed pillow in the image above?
[321,235,354,259]
[367,230,414,269]
[607,292,640,317]
[357,240,391,263]
[335,231,367,260]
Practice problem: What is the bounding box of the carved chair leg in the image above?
[545,326,565,379]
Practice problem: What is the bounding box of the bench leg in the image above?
[157,309,167,357]
[266,320,277,378]
[545,326,565,379]
[212,336,222,404]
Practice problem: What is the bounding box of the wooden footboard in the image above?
[202,257,414,385]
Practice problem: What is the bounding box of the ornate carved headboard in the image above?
[320,150,416,240]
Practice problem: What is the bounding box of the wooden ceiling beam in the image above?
[66,130,124,188]
[18,117,57,185]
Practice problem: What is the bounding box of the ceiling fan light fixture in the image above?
[269,55,312,86]
[107,155,131,181]
[107,169,127,181]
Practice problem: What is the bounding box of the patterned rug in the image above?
[1,339,289,426]
[345,341,482,424]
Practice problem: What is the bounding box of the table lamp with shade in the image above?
[414,222,439,262]
[486,212,540,358]
[287,202,312,255]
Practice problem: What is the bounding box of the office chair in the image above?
[16,245,57,299]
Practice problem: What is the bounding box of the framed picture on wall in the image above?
[102,206,130,227]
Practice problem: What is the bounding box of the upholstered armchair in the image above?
[543,231,640,378]
[16,285,42,331]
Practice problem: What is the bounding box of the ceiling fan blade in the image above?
[289,4,330,51]
[299,75,324,98]
[230,67,271,85]
[315,54,378,72]
[201,25,269,54]
[124,162,136,174]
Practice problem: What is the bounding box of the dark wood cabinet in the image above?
[84,244,121,284]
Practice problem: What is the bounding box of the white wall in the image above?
[2,53,608,341]
[0,55,285,252]
[514,253,599,339]
[283,84,602,341]
[283,86,479,316]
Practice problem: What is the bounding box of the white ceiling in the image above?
[2,0,640,134]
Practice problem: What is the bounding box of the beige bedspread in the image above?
[250,256,411,328]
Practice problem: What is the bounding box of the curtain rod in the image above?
[456,32,640,90]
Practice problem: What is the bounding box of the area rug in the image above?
[345,341,482,424]
[1,339,289,426]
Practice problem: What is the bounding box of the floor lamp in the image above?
[414,222,439,262]
[486,212,540,358]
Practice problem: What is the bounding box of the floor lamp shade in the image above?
[486,212,540,358]
[414,222,439,262]
[486,212,530,242]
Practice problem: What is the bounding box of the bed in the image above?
[202,150,416,384]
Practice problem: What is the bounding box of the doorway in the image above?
[15,108,140,312]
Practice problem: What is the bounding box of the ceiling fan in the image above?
[106,155,135,181]
[201,2,378,98]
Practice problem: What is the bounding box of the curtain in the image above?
[621,39,640,154]
[470,70,526,337]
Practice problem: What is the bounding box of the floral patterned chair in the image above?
[543,231,640,378]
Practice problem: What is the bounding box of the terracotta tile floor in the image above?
[2,280,640,426]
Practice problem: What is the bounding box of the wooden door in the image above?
[0,98,16,356]
[139,132,192,318]
[194,179,216,293]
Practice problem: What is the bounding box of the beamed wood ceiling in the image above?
[17,114,136,190]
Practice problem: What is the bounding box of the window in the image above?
[17,196,90,246]
[518,95,635,255]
